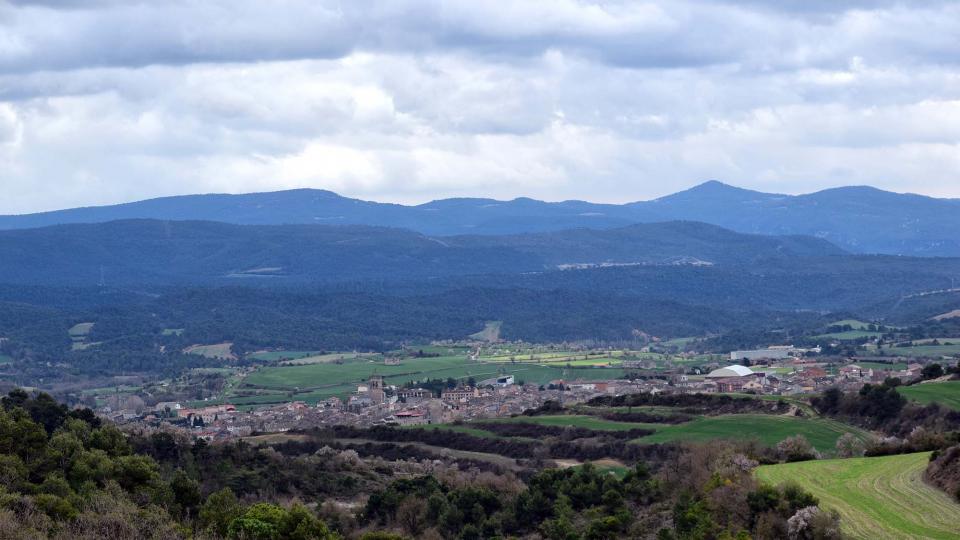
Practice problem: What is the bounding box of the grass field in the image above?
[636,414,872,453]
[899,381,960,410]
[755,452,960,539]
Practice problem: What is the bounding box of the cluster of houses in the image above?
[104,345,933,440]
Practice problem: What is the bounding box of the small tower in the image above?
[368,375,385,404]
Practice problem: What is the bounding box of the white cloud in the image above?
[0,0,958,213]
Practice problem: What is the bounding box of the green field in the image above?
[487,414,659,432]
[242,354,626,402]
[899,381,960,410]
[755,452,960,539]
[0,354,13,364]
[636,414,871,453]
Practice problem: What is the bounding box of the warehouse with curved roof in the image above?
[706,365,754,378]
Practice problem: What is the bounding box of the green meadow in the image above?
[756,452,960,539]
[636,414,871,453]
[899,381,960,410]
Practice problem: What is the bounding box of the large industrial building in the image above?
[706,365,755,378]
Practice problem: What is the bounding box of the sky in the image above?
[0,0,958,214]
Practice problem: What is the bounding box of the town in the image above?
[103,343,943,441]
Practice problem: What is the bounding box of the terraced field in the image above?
[637,414,872,453]
[755,452,960,539]
[899,381,960,410]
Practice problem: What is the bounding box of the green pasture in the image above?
[636,414,872,453]
[899,381,960,410]
[755,452,960,539]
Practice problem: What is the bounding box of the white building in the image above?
[706,365,755,378]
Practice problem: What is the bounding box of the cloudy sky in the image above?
[1,0,958,213]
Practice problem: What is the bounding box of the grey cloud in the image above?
[3,0,957,76]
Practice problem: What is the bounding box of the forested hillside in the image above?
[0,219,846,286]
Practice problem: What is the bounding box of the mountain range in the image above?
[2,181,959,256]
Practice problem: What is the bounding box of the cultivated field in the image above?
[755,452,960,539]
[637,414,872,453]
[899,381,960,410]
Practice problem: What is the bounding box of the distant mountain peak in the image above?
[652,180,775,203]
